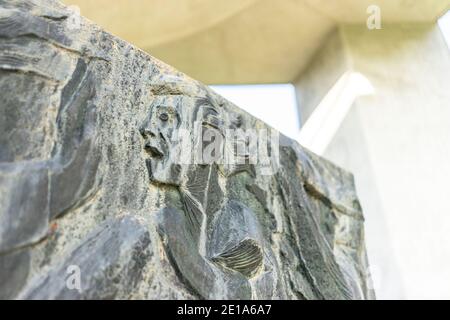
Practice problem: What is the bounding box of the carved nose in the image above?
[139,126,156,138]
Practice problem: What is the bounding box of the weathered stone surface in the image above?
[0,0,374,300]
[19,215,152,299]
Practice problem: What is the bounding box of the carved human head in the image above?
[140,94,227,185]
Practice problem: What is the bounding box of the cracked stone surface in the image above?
[0,0,374,300]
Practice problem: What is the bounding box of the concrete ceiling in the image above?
[64,0,449,84]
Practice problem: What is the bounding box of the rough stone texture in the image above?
[0,0,374,300]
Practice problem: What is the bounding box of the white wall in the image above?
[295,24,450,299]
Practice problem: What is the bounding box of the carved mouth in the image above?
[145,142,164,158]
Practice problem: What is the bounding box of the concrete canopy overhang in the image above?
[64,0,449,84]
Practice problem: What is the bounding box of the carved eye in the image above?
[159,112,169,122]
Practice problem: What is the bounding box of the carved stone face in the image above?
[140,103,182,185]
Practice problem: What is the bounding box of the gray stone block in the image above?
[0,0,374,300]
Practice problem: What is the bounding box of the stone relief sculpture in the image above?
[139,95,281,299]
[0,0,374,300]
